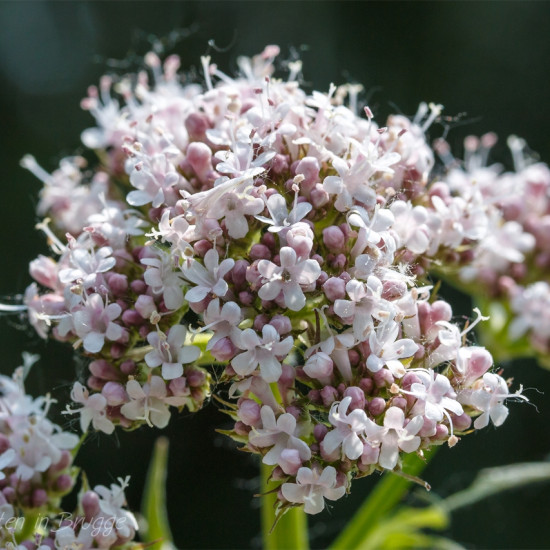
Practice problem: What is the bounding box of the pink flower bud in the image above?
[234,421,251,436]
[253,314,270,332]
[320,386,338,407]
[101,382,128,406]
[232,260,249,288]
[382,279,407,300]
[186,142,214,183]
[250,244,271,260]
[323,226,346,252]
[453,412,472,431]
[310,183,330,208]
[359,377,374,395]
[187,369,206,387]
[270,154,289,175]
[279,449,302,476]
[323,277,346,301]
[305,352,334,381]
[343,386,366,410]
[56,474,74,492]
[120,360,136,375]
[130,279,147,294]
[185,112,210,141]
[122,309,143,326]
[314,423,329,442]
[82,491,101,520]
[0,434,9,454]
[419,417,437,437]
[368,397,386,416]
[237,399,261,426]
[270,315,292,334]
[295,157,320,192]
[29,255,58,289]
[168,377,189,397]
[361,443,380,466]
[106,273,128,296]
[210,337,237,361]
[32,489,48,507]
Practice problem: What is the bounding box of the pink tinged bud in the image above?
[348,350,360,366]
[323,277,346,301]
[271,467,287,482]
[270,315,292,335]
[368,397,386,416]
[392,397,408,410]
[250,244,271,260]
[122,309,144,326]
[310,183,330,208]
[304,352,333,382]
[278,364,296,393]
[373,368,394,387]
[239,291,254,306]
[110,341,128,359]
[187,369,206,388]
[323,226,346,252]
[401,372,421,390]
[419,417,437,437]
[431,300,453,323]
[106,273,128,296]
[102,382,128,406]
[120,360,136,375]
[254,314,270,332]
[56,474,74,492]
[285,406,301,420]
[467,348,493,379]
[435,423,449,440]
[307,389,321,404]
[32,488,48,507]
[261,231,276,250]
[331,254,347,270]
[169,377,189,397]
[453,412,472,431]
[87,376,104,391]
[187,142,214,183]
[82,491,101,520]
[185,112,210,141]
[194,239,214,258]
[361,442,380,465]
[210,336,238,361]
[279,448,302,476]
[414,344,425,360]
[234,421,251,436]
[29,255,58,289]
[344,386,366,410]
[270,154,289,175]
[320,386,339,407]
[359,377,374,395]
[314,423,329,442]
[232,260,249,288]
[382,279,407,300]
[130,279,147,294]
[237,399,261,426]
[52,451,71,471]
[246,262,262,286]
[295,157,320,191]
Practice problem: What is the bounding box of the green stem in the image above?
[329,448,436,550]
[261,462,309,550]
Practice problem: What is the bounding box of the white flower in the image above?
[366,319,418,378]
[322,396,369,460]
[249,406,311,466]
[281,465,346,514]
[58,245,116,289]
[258,247,320,311]
[142,248,186,310]
[183,248,235,303]
[232,325,293,382]
[73,293,124,353]
[145,325,201,380]
[255,193,312,234]
[67,381,115,434]
[465,373,528,430]
[364,407,424,470]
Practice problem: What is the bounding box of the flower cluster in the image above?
[0,357,139,548]
[15,46,533,516]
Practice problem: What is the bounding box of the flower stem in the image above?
[261,462,309,550]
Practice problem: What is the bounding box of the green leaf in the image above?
[141,437,175,550]
[261,462,309,550]
[442,461,550,513]
[329,449,435,550]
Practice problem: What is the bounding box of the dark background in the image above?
[1,2,550,548]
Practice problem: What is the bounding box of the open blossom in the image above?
[322,396,369,460]
[364,407,424,470]
[145,325,200,380]
[183,248,235,303]
[281,465,346,514]
[73,293,124,353]
[258,247,321,311]
[249,406,311,467]
[142,248,186,310]
[232,325,293,382]
[68,381,115,434]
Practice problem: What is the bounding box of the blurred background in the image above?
[0,1,549,548]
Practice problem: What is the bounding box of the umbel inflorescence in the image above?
[9,44,540,529]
